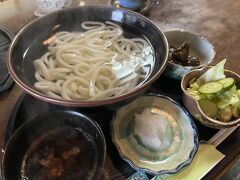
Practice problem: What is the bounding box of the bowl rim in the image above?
[164,29,216,69]
[7,5,168,107]
[181,66,240,126]
[1,109,107,180]
[111,93,199,175]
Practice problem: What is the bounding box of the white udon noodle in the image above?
[33,21,151,101]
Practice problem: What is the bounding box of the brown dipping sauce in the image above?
[21,127,97,180]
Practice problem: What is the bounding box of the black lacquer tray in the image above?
[4,75,223,179]
[0,26,14,95]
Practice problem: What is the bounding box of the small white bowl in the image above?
[164,30,215,80]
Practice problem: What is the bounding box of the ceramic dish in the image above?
[181,66,240,129]
[164,30,215,80]
[7,6,168,108]
[108,0,151,14]
[2,110,106,180]
[111,94,199,175]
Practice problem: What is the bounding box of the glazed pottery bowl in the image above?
[181,67,240,129]
[2,110,106,180]
[111,94,199,175]
[35,0,72,14]
[7,6,168,108]
[164,30,215,80]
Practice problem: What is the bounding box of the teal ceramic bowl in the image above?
[111,94,199,175]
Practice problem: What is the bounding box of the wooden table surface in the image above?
[0,0,239,179]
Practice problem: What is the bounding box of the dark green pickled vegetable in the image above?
[168,41,200,66]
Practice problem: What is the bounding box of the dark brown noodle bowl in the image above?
[7,6,168,108]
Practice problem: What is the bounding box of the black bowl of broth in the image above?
[2,110,106,180]
[7,5,168,108]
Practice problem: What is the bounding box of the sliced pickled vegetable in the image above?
[217,77,235,91]
[232,103,240,118]
[198,99,219,118]
[187,59,240,122]
[198,82,223,94]
[217,105,232,122]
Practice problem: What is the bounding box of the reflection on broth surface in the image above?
[21,127,97,180]
[33,21,154,101]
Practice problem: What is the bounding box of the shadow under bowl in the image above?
[181,67,240,129]
[2,110,106,180]
[164,30,215,80]
[7,5,168,108]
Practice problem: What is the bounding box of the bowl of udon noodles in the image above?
[7,6,168,108]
